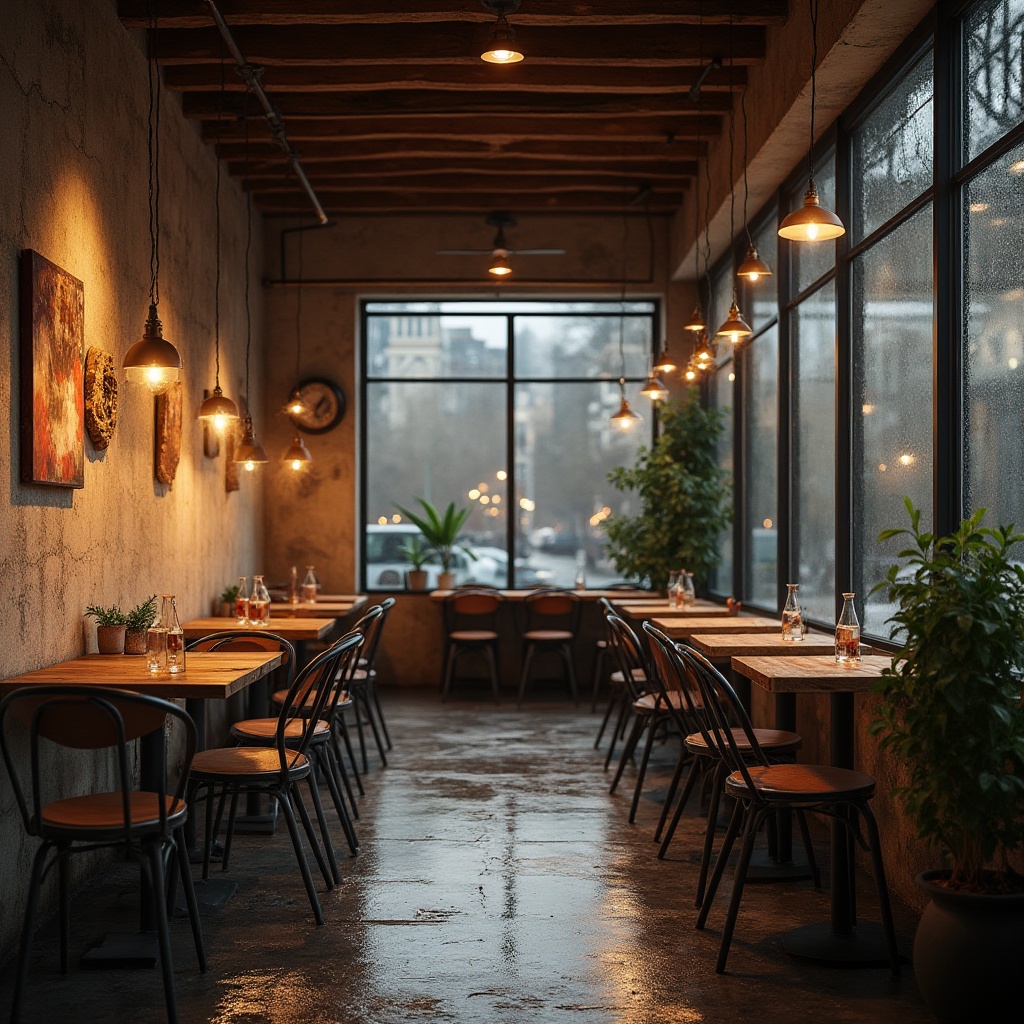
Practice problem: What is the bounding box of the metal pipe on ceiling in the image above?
[202,0,331,227]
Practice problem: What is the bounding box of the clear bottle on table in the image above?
[574,550,587,591]
[161,595,186,675]
[235,575,250,625]
[146,619,167,675]
[673,570,685,608]
[682,571,696,607]
[835,592,861,666]
[782,583,803,641]
[289,565,300,604]
[301,565,318,603]
[249,575,271,626]
[667,571,679,607]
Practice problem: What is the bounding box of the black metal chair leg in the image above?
[174,827,207,972]
[628,712,659,823]
[655,750,689,842]
[202,781,216,881]
[861,802,901,977]
[307,771,341,884]
[291,784,334,889]
[146,841,179,1024]
[336,718,364,797]
[323,744,359,855]
[486,644,501,704]
[715,806,764,974]
[441,644,457,700]
[590,646,607,711]
[795,810,821,888]
[370,684,392,749]
[58,845,71,975]
[695,763,726,908]
[594,688,618,749]
[562,644,579,705]
[12,842,49,1024]
[273,790,324,926]
[517,643,536,707]
[658,755,703,858]
[609,714,645,794]
[221,789,241,872]
[361,690,388,767]
[697,799,744,927]
[329,731,360,817]
[352,693,369,773]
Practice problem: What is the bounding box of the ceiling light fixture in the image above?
[488,250,512,277]
[282,435,312,471]
[198,48,239,432]
[480,0,524,63]
[124,4,182,393]
[640,365,670,403]
[652,345,677,375]
[609,211,640,432]
[716,32,753,345]
[234,82,268,473]
[282,230,311,424]
[778,0,845,242]
[736,84,772,283]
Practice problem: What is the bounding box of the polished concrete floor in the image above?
[0,691,934,1023]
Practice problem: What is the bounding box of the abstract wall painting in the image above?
[20,249,85,487]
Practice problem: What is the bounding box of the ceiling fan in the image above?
[436,212,566,277]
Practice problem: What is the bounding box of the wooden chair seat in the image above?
[449,629,499,642]
[596,638,608,650]
[686,727,801,754]
[231,718,331,742]
[726,763,876,801]
[271,687,352,710]
[191,746,308,779]
[612,667,647,686]
[40,792,186,832]
[631,689,687,713]
[523,629,574,642]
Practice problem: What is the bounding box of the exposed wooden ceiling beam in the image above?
[207,115,723,143]
[245,173,687,194]
[184,90,734,120]
[151,25,766,66]
[255,191,683,213]
[163,63,748,94]
[121,1,787,29]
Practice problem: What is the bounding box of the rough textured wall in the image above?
[0,0,264,956]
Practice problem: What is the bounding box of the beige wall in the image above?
[0,0,263,955]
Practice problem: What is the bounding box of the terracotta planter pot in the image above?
[406,569,428,591]
[124,628,148,655]
[96,625,126,655]
[437,571,456,591]
[914,870,1024,1023]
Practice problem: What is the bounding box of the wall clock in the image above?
[286,377,346,434]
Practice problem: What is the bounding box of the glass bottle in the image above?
[835,592,861,666]
[673,570,685,608]
[682,572,696,607]
[289,565,300,604]
[235,576,250,625]
[163,595,186,675]
[782,583,803,641]
[250,574,271,626]
[146,616,167,675]
[301,565,318,603]
[574,550,587,591]
[666,571,679,608]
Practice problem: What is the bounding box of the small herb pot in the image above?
[96,625,127,655]
[124,628,148,655]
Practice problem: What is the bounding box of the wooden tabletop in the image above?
[182,617,336,641]
[689,631,836,660]
[429,588,652,602]
[268,596,367,617]
[730,654,890,693]
[0,651,284,700]
[620,602,732,620]
[650,615,780,638]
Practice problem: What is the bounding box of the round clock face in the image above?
[287,377,346,434]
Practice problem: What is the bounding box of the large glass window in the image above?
[708,357,735,596]
[362,301,655,590]
[790,155,837,296]
[965,0,1024,161]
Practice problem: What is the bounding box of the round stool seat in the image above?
[523,629,573,642]
[685,727,801,754]
[727,763,876,801]
[450,629,499,642]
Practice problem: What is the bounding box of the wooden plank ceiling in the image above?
[120,1,786,218]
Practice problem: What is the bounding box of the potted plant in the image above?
[401,536,431,591]
[870,498,1024,1023]
[395,498,475,591]
[85,604,128,654]
[217,583,240,617]
[604,389,733,593]
[123,595,157,655]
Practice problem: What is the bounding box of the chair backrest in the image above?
[358,596,394,674]
[337,604,383,685]
[444,589,503,634]
[186,630,297,687]
[642,622,713,735]
[675,645,770,788]
[320,627,366,719]
[521,588,581,634]
[605,614,653,701]
[0,686,196,846]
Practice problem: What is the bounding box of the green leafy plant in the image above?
[869,498,1024,891]
[603,389,732,593]
[400,535,432,571]
[220,583,240,605]
[394,498,475,572]
[84,604,127,627]
[124,595,158,631]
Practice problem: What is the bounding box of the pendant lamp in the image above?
[488,250,512,277]
[652,344,677,375]
[281,232,311,429]
[684,304,707,333]
[717,300,753,345]
[198,51,239,432]
[282,436,312,471]
[736,85,772,282]
[778,0,845,242]
[640,369,669,403]
[480,1,524,63]
[610,382,642,431]
[124,9,182,393]
[693,331,715,368]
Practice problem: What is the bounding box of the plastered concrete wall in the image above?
[0,0,264,957]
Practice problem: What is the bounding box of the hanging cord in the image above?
[213,40,224,388]
[742,73,753,246]
[700,0,714,319]
[619,203,630,384]
[808,0,818,184]
[243,82,253,406]
[294,231,303,379]
[147,0,160,307]
[727,21,738,301]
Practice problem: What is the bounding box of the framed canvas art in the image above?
[20,249,85,487]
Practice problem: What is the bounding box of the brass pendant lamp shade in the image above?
[737,243,773,281]
[285,389,308,417]
[198,385,239,431]
[693,331,715,367]
[610,385,642,431]
[716,299,753,344]
[488,250,513,276]
[652,346,677,375]
[283,435,313,471]
[124,304,182,393]
[778,180,846,241]
[640,372,670,403]
[480,1,524,63]
[683,304,707,333]
[235,414,269,471]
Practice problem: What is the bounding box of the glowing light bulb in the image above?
[212,413,229,432]
[806,222,819,241]
[288,459,301,471]
[244,460,256,472]
[748,272,760,282]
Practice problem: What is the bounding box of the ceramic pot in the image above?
[406,569,428,591]
[96,625,127,655]
[437,571,456,591]
[124,628,148,656]
[914,870,1024,1023]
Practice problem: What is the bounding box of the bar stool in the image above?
[516,588,582,706]
[441,589,504,701]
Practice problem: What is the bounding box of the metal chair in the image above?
[343,596,395,770]
[516,588,582,706]
[441,589,504,701]
[0,687,205,1024]
[679,645,900,976]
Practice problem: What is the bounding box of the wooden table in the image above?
[730,654,891,967]
[429,588,652,602]
[688,631,835,661]
[650,615,779,638]
[268,597,366,618]
[182,617,336,641]
[619,603,733,620]
[0,650,284,964]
